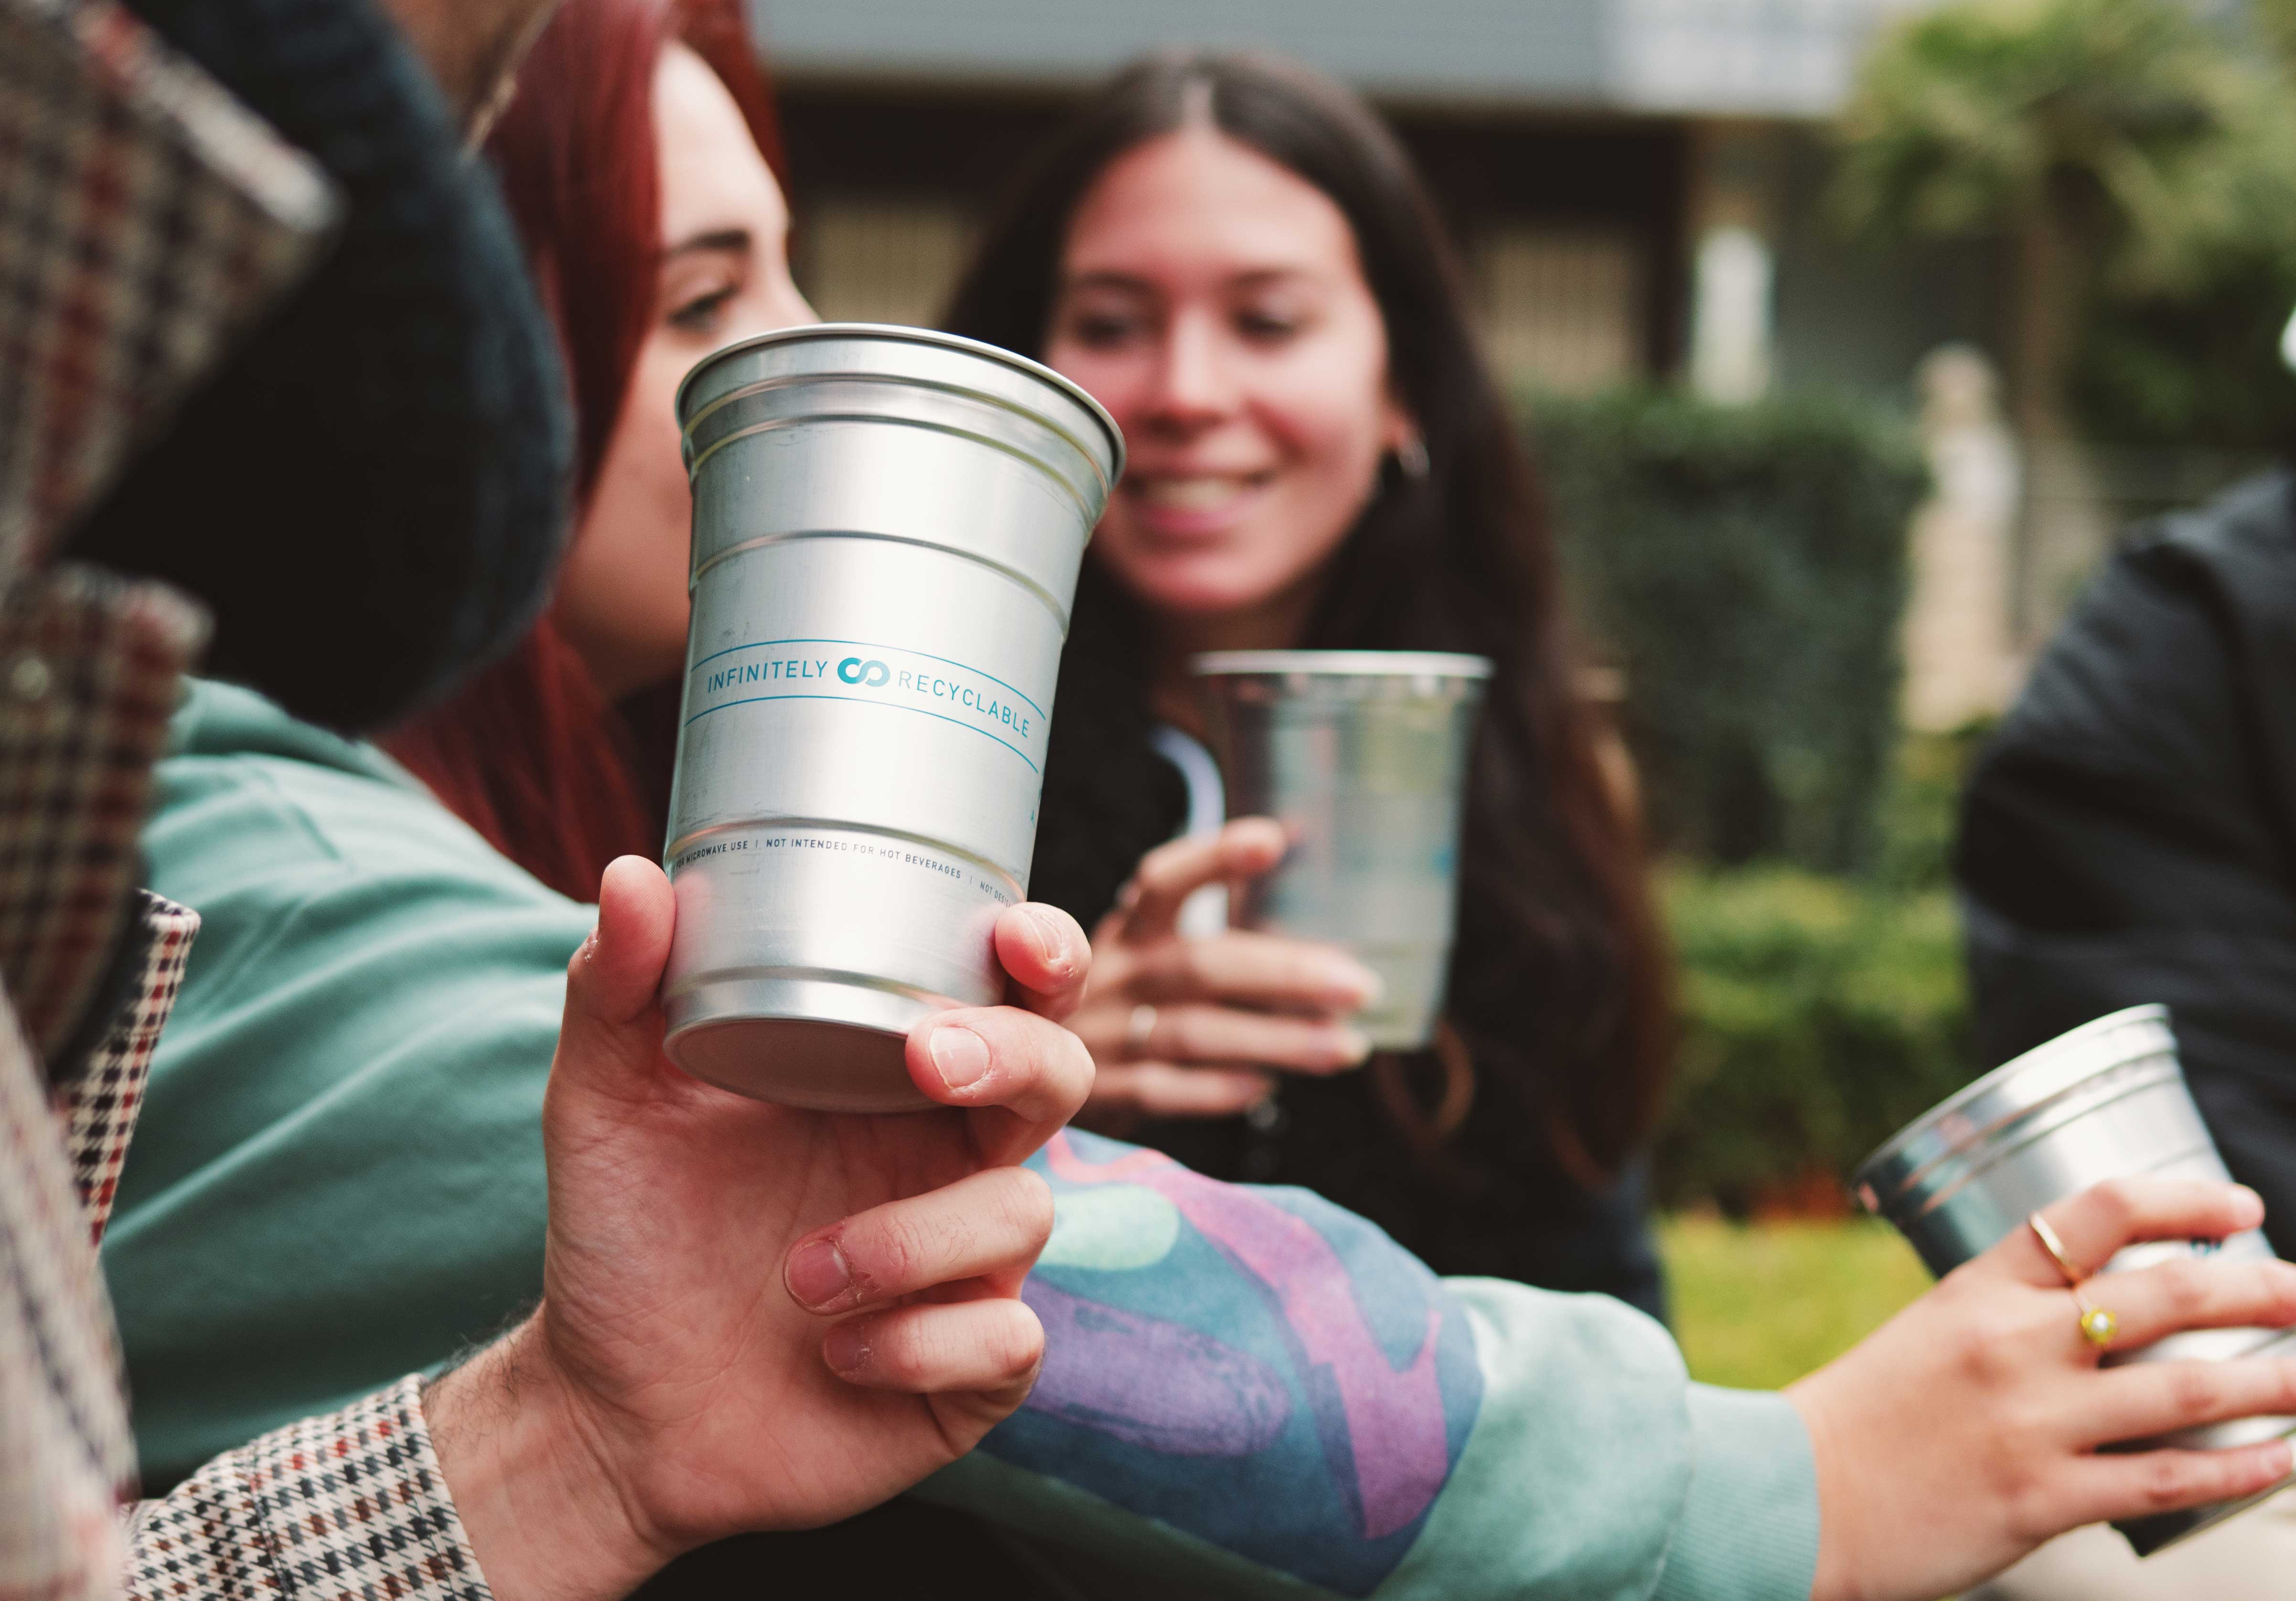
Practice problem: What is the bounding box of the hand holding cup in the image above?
[1069,817,1382,1129]
[1789,1177,2296,1601]
[428,857,1096,1601]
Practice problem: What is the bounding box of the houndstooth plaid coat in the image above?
[1,4,494,1598]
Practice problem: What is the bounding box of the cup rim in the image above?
[1190,650,1495,680]
[674,322,1123,479]
[1853,1003,2175,1209]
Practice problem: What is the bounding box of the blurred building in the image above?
[751,0,2001,402]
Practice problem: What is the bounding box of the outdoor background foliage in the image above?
[1836,0,2296,452]
[1527,393,1969,1213]
[1517,0,2296,1378]
[1534,388,1929,873]
[1651,731,1981,1212]
[1654,860,1967,1211]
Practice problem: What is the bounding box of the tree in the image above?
[1830,0,2257,449]
[2065,42,2296,451]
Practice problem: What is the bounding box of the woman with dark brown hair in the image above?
[943,51,1674,1313]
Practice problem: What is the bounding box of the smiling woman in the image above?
[943,53,1676,1314]
[385,0,814,900]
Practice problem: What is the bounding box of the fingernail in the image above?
[2235,1186,2267,1227]
[786,1236,853,1310]
[930,1024,991,1091]
[1335,1027,1373,1066]
[824,1321,870,1377]
[2265,1438,2293,1482]
[1320,960,1382,1007]
[1237,817,1288,852]
[1019,904,1074,978]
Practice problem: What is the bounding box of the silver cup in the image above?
[662,325,1121,1111]
[1192,651,1491,1050]
[1855,1004,2296,1554]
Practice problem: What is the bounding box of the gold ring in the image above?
[2031,1213,2118,1349]
[2028,1211,2083,1285]
[2072,1286,2120,1349]
[1125,1003,1159,1056]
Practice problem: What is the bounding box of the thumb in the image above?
[555,855,678,1093]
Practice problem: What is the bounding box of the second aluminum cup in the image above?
[1855,1004,2296,1555]
[1192,650,1491,1049]
[661,325,1121,1111]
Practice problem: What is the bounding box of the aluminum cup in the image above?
[1191,651,1492,1050]
[662,325,1121,1111]
[1855,1004,2296,1554]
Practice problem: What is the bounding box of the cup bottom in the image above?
[2118,1472,2296,1558]
[1363,1018,1438,1051]
[1340,943,1447,1049]
[664,974,944,1111]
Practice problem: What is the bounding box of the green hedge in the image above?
[1524,392,1966,1206]
[1654,860,1971,1212]
[1530,390,1928,873]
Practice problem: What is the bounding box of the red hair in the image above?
[384,0,783,902]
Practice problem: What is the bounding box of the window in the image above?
[797,196,976,328]
[1471,225,1643,393]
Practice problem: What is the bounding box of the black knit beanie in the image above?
[65,0,572,733]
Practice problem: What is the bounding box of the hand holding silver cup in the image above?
[1192,649,1492,1050]
[659,324,1122,1112]
[1853,1005,2296,1554]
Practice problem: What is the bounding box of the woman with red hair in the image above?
[115,1,1090,1589]
[386,0,805,894]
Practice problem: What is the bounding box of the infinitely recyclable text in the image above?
[687,637,1046,770]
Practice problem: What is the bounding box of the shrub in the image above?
[1871,723,1993,893]
[1653,860,1972,1213]
[1531,389,1928,872]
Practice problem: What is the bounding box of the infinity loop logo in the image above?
[837,656,891,687]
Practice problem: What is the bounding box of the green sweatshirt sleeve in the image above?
[1654,1386,1822,1601]
[109,679,1822,1601]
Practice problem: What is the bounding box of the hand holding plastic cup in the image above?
[1191,650,1491,1051]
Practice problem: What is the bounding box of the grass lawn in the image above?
[1660,1215,1935,1391]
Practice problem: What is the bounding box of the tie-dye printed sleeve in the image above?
[916,1129,1818,1601]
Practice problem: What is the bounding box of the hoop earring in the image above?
[1394,435,1430,481]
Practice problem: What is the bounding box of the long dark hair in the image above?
[944,51,1672,1177]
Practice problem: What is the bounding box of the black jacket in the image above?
[1957,470,2296,1255]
